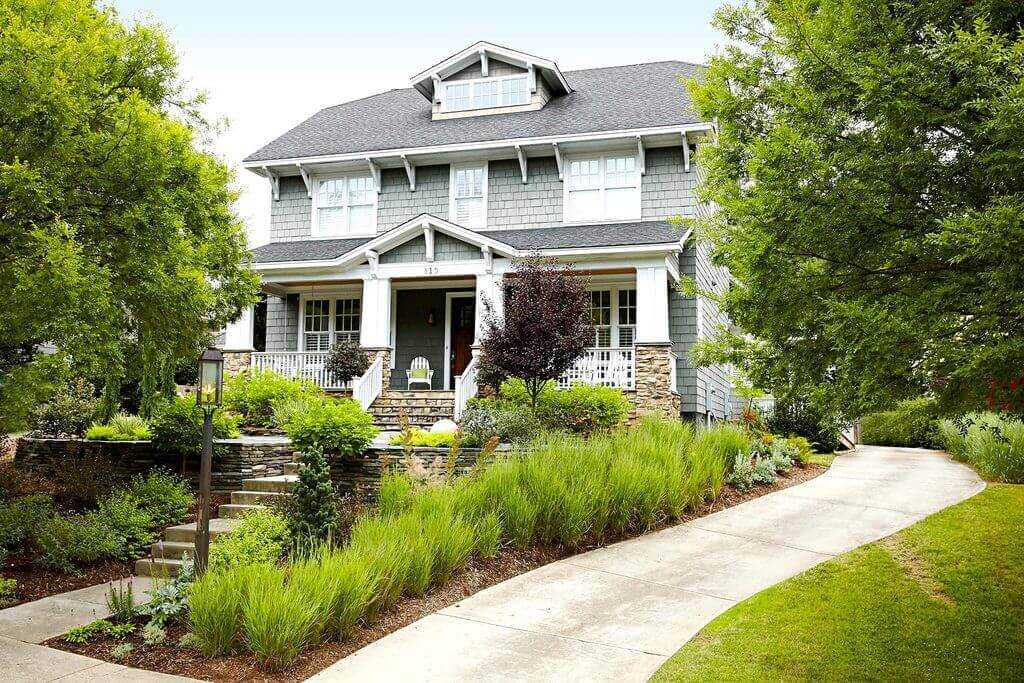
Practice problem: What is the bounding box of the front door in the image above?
[449,297,475,388]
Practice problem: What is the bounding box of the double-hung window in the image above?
[587,287,637,347]
[450,164,487,229]
[442,74,530,112]
[302,297,362,351]
[564,154,641,222]
[313,175,377,236]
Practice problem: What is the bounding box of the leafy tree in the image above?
[325,338,369,385]
[688,0,1024,418]
[0,0,259,427]
[289,446,336,542]
[479,255,592,410]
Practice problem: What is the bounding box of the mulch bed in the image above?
[1,554,136,608]
[46,462,828,681]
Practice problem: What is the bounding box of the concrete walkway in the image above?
[310,446,984,682]
[0,577,194,682]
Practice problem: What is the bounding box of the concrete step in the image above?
[218,503,267,519]
[163,517,241,543]
[242,475,298,493]
[147,540,196,561]
[231,490,289,506]
[134,556,184,578]
[283,461,300,475]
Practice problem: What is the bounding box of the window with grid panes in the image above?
[565,154,640,222]
[334,298,361,345]
[452,165,485,228]
[303,300,331,351]
[590,290,611,347]
[617,289,636,346]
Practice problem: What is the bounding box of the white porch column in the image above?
[360,277,393,348]
[635,265,670,343]
[223,304,254,351]
[474,273,504,345]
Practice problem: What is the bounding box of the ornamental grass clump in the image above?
[242,572,317,672]
[189,564,269,656]
[939,413,1024,483]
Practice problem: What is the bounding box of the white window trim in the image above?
[297,293,363,351]
[310,173,378,238]
[562,152,642,224]
[448,162,488,230]
[440,74,530,113]
[587,284,638,348]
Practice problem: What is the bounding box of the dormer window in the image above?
[443,74,530,112]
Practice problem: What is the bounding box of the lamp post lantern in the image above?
[195,347,224,575]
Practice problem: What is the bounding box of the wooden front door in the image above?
[449,297,475,387]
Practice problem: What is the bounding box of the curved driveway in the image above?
[310,446,984,682]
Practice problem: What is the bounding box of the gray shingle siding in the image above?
[434,232,481,261]
[377,164,449,232]
[266,294,299,351]
[447,58,525,81]
[486,158,562,229]
[641,148,698,220]
[379,235,427,264]
[391,289,459,390]
[270,177,311,242]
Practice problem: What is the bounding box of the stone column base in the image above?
[222,351,252,377]
[363,347,393,389]
[634,343,680,419]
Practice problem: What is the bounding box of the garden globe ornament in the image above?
[430,418,458,433]
[195,346,224,575]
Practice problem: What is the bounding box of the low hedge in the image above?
[860,398,939,448]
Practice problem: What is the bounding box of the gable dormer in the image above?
[411,41,572,120]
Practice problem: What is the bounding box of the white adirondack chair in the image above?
[406,356,434,389]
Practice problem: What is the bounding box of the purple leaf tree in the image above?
[479,255,593,410]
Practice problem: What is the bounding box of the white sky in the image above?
[107,1,726,246]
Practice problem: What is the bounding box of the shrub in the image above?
[495,378,630,435]
[140,555,195,627]
[388,429,458,448]
[938,414,1024,483]
[85,413,151,441]
[289,447,337,542]
[109,643,133,661]
[751,456,778,486]
[142,623,167,646]
[92,489,155,560]
[128,469,194,527]
[51,453,116,506]
[767,399,842,452]
[0,494,54,549]
[786,436,814,465]
[209,509,290,572]
[282,397,378,457]
[28,377,99,437]
[150,395,240,459]
[325,338,369,385]
[860,398,940,448]
[460,402,542,446]
[0,577,16,606]
[223,370,321,428]
[726,453,755,491]
[36,515,116,571]
[272,398,315,430]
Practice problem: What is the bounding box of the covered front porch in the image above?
[223,215,680,418]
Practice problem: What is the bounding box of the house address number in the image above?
[424,266,439,275]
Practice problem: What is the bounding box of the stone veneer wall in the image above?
[14,438,295,492]
[223,351,252,376]
[633,343,681,419]
[365,347,392,389]
[329,447,488,500]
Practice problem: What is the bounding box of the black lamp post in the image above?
[195,347,224,575]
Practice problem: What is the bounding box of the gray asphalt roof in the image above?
[250,220,684,264]
[244,61,705,162]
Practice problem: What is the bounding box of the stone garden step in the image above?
[134,556,183,578]
[146,540,195,561]
[163,517,241,544]
[242,474,298,493]
[283,461,300,475]
[230,489,290,506]
[218,503,265,519]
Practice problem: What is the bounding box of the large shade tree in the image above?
[0,0,259,425]
[689,0,1024,417]
[479,255,592,409]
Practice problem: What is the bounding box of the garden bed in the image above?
[47,462,829,681]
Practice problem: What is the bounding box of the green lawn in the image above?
[806,451,837,468]
[653,484,1024,682]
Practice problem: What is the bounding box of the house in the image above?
[223,42,733,425]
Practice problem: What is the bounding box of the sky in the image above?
[106,1,727,246]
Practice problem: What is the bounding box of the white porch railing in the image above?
[668,349,678,393]
[352,354,384,410]
[453,355,479,420]
[250,352,350,391]
[557,347,636,390]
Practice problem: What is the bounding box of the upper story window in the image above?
[564,154,641,223]
[450,163,487,229]
[442,74,530,112]
[312,175,377,237]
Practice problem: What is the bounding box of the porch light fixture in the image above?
[194,346,224,575]
[427,309,436,326]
